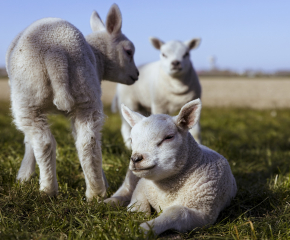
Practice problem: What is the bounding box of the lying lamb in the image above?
[6,4,139,200]
[112,37,202,148]
[106,99,237,235]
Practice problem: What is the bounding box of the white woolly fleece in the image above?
[105,99,237,235]
[6,4,139,200]
[112,38,202,149]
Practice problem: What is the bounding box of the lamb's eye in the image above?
[164,135,174,140]
[125,49,133,57]
[126,50,132,56]
[183,52,189,58]
[162,53,167,58]
[157,135,174,146]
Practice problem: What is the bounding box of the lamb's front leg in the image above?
[105,169,140,206]
[72,108,108,201]
[140,205,206,236]
[127,180,151,215]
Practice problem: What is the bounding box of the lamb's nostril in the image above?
[131,154,143,163]
[137,70,139,76]
[172,60,180,66]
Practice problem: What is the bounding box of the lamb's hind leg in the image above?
[72,108,107,201]
[16,136,36,181]
[140,205,207,236]
[15,109,58,196]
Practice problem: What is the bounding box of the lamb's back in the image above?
[7,18,99,107]
[180,145,237,222]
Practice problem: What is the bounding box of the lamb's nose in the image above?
[136,70,139,76]
[172,60,180,66]
[131,154,143,163]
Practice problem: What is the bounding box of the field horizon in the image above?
[1,77,290,109]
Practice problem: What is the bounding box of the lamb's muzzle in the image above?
[130,154,143,163]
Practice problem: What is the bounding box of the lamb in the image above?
[106,99,237,235]
[6,4,139,200]
[112,37,202,149]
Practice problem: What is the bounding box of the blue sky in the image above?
[1,0,289,72]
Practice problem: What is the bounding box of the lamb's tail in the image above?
[111,94,118,113]
[45,51,74,112]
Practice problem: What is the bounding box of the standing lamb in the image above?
[112,37,202,148]
[106,99,237,235]
[6,4,139,200]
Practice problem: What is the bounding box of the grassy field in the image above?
[0,101,290,239]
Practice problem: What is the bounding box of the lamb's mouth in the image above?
[130,76,138,82]
[171,67,182,72]
[133,165,156,172]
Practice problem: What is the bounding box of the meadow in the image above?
[0,100,290,239]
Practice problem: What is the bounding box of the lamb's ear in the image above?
[121,104,145,127]
[150,37,164,50]
[184,38,201,50]
[174,99,202,129]
[106,4,122,35]
[90,11,105,32]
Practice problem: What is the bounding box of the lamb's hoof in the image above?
[104,197,129,207]
[139,222,156,238]
[40,183,58,196]
[16,172,37,182]
[40,187,58,197]
[85,188,107,202]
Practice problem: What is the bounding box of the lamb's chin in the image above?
[131,168,156,179]
[168,69,184,77]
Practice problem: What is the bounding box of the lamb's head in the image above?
[86,4,139,85]
[121,99,202,181]
[150,37,201,77]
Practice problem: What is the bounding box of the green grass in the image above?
[0,101,290,239]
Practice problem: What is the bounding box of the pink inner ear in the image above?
[106,6,122,35]
[189,40,197,49]
[178,105,199,128]
[122,107,136,127]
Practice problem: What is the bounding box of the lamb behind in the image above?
[112,99,237,235]
[6,4,139,200]
[112,37,202,149]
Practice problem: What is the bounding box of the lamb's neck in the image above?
[85,35,106,81]
[160,66,195,95]
[155,133,202,190]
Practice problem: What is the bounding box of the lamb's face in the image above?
[150,38,201,77]
[129,115,187,181]
[106,33,139,85]
[160,41,191,77]
[88,4,139,85]
[121,99,202,182]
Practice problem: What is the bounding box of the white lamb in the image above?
[6,4,139,200]
[106,99,237,235]
[112,37,202,148]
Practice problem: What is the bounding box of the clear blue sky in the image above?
[1,0,289,72]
